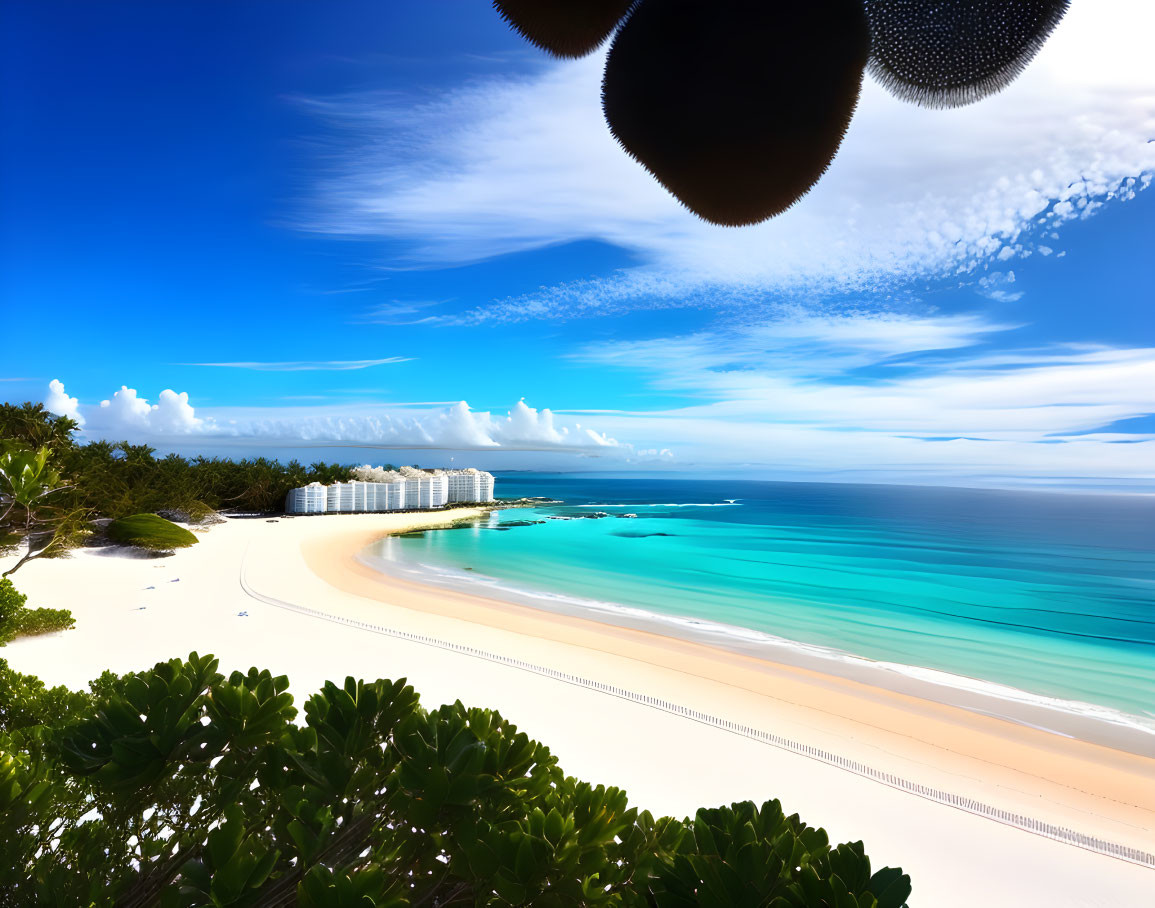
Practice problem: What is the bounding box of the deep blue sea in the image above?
[367,475,1155,724]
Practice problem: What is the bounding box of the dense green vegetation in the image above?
[0,579,74,645]
[0,653,910,906]
[107,514,200,552]
[0,403,78,457]
[0,402,913,905]
[54,443,355,519]
[1,401,358,577]
[0,441,92,577]
[1,400,356,519]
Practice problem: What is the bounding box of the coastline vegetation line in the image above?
[238,546,1155,872]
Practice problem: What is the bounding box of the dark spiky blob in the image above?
[492,0,636,58]
[602,0,869,226]
[865,0,1071,108]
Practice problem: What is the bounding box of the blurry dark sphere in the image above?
[603,0,870,225]
[865,0,1070,107]
[492,0,635,58]
[493,0,1069,224]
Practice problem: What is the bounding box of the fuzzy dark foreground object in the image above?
[493,0,634,58]
[491,0,1069,226]
[865,0,1071,108]
[603,0,869,225]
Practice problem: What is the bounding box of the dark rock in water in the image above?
[398,532,425,539]
[493,0,634,58]
[602,0,869,225]
[865,0,1070,108]
[612,531,677,538]
[496,519,548,528]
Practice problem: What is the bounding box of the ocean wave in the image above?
[356,548,1155,742]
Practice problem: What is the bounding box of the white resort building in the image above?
[285,466,495,515]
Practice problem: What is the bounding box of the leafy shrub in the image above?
[56,441,355,517]
[0,578,75,645]
[0,658,89,731]
[0,579,25,632]
[0,402,77,456]
[11,606,74,639]
[0,653,910,906]
[106,513,199,551]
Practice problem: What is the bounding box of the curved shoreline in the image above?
[242,551,1155,870]
[288,517,1155,854]
[4,512,1153,904]
[358,540,1155,754]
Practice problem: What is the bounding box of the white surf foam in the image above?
[357,546,1155,745]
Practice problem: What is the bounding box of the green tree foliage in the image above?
[56,443,354,517]
[0,402,359,574]
[0,443,91,577]
[1,400,356,519]
[107,514,200,552]
[0,445,69,531]
[0,578,75,645]
[0,654,910,906]
[0,658,90,731]
[0,403,78,458]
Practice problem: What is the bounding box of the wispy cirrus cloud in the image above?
[300,0,1154,323]
[572,312,1155,435]
[184,357,413,371]
[356,299,447,325]
[562,311,1155,487]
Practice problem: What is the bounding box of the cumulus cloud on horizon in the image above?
[300,0,1153,322]
[38,303,1155,488]
[45,379,83,425]
[41,381,623,455]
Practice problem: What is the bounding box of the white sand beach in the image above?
[3,512,1153,907]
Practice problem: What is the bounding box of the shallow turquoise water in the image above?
[374,476,1155,721]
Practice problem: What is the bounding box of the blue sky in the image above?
[2,0,1153,489]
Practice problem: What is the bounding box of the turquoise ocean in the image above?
[362,476,1154,731]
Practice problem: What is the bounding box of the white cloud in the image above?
[185,358,412,371]
[42,381,622,455]
[39,349,1155,486]
[84,386,206,435]
[302,0,1154,321]
[566,313,1155,487]
[976,271,1023,303]
[580,311,1017,380]
[45,379,83,425]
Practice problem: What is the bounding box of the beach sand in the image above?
[3,512,1153,907]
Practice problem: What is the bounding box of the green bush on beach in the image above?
[106,513,199,552]
[2,403,364,578]
[0,578,74,645]
[0,653,910,906]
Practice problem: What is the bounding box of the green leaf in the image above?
[868,867,912,908]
